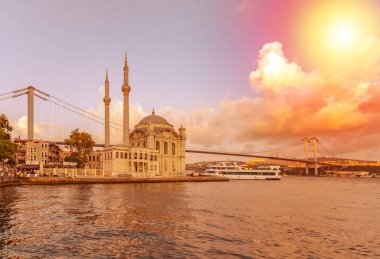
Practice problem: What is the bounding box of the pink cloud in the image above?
[161,40,380,160]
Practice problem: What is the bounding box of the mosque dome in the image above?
[137,109,171,126]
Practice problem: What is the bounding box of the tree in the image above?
[0,114,17,166]
[64,128,95,168]
[0,114,13,134]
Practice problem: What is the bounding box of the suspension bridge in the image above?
[1,86,348,174]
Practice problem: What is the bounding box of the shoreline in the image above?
[0,176,228,187]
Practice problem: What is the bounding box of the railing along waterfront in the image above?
[41,168,104,177]
[0,172,20,186]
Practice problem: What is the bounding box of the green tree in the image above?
[64,128,95,168]
[0,114,17,166]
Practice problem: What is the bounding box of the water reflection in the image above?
[0,183,196,257]
[0,187,20,252]
[0,178,379,257]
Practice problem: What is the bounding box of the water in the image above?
[0,177,379,258]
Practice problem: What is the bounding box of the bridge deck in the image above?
[55,142,334,166]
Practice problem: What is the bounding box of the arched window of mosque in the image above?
[139,153,142,159]
[164,160,168,172]
[125,152,128,159]
[172,143,176,155]
[164,142,168,154]
[150,154,153,161]
[156,141,160,152]
[134,153,137,159]
[116,152,119,159]
[144,153,147,160]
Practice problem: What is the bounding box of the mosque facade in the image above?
[100,56,186,177]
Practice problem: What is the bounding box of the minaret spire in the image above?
[123,53,129,86]
[121,54,131,146]
[103,69,111,147]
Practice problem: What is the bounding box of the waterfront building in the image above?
[88,150,102,169]
[100,56,186,177]
[14,138,60,166]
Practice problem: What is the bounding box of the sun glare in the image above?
[296,0,377,68]
[329,21,358,49]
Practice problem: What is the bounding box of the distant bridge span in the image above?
[55,142,333,166]
[185,149,334,166]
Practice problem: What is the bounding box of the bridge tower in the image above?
[27,86,34,140]
[303,137,319,176]
[303,137,309,175]
[12,86,49,141]
[311,137,318,176]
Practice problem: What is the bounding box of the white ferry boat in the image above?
[204,162,281,180]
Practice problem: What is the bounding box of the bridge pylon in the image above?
[12,86,49,140]
[303,137,319,176]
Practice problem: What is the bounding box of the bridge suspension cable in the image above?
[0,91,14,97]
[47,98,122,131]
[49,94,122,128]
[318,140,332,157]
[1,86,125,143]
[0,96,13,101]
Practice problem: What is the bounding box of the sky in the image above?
[1,0,380,161]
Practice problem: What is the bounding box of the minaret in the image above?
[178,124,187,173]
[121,54,131,146]
[103,70,111,147]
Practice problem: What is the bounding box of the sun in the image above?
[328,21,358,49]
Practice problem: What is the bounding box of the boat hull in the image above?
[205,173,281,180]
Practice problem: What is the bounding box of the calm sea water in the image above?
[0,177,379,258]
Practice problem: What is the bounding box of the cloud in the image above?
[250,42,322,93]
[12,115,43,138]
[246,41,378,140]
[13,116,28,138]
[12,115,68,141]
[160,40,380,160]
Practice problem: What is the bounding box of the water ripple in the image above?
[0,178,379,257]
